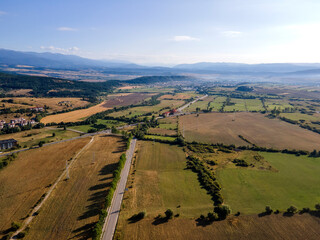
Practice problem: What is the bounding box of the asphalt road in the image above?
[101,138,137,240]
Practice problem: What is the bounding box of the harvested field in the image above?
[41,102,110,123]
[180,112,320,151]
[0,137,91,238]
[103,93,154,108]
[148,128,177,136]
[159,92,198,100]
[2,97,90,112]
[25,135,126,240]
[117,214,320,240]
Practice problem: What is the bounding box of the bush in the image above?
[287,205,298,214]
[207,212,218,222]
[214,205,231,220]
[165,209,173,219]
[265,206,273,215]
[315,203,320,211]
[129,211,145,222]
[11,221,21,231]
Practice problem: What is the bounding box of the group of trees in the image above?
[186,156,223,205]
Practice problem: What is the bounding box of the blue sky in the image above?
[1,0,320,65]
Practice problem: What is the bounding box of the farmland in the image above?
[115,141,213,239]
[0,137,91,238]
[25,135,126,240]
[0,127,81,149]
[1,97,90,113]
[41,101,111,123]
[115,214,320,240]
[217,152,320,214]
[180,112,320,151]
[103,93,154,108]
[108,100,185,118]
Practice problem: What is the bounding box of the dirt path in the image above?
[10,137,95,239]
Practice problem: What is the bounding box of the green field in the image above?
[217,152,320,214]
[123,141,213,218]
[210,96,226,111]
[0,128,81,149]
[68,119,126,133]
[108,100,185,118]
[143,135,176,142]
[265,99,293,111]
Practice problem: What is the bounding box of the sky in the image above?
[1,0,320,65]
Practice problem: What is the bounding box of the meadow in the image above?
[180,112,320,151]
[108,100,185,118]
[217,152,320,214]
[115,141,213,239]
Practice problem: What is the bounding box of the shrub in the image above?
[11,221,21,231]
[287,205,298,214]
[165,209,173,219]
[265,206,273,215]
[315,203,320,211]
[214,205,231,220]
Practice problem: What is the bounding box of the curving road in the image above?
[101,138,137,240]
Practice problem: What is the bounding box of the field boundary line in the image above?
[10,136,95,239]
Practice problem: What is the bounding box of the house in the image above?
[0,139,18,150]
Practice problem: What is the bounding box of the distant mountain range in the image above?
[174,62,320,74]
[1,48,320,75]
[0,49,143,69]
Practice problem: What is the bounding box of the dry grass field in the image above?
[180,112,320,151]
[117,214,320,240]
[159,92,198,100]
[0,128,80,148]
[2,97,90,112]
[41,101,110,123]
[148,128,177,136]
[25,135,126,240]
[103,93,154,108]
[0,137,91,238]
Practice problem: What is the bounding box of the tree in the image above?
[165,209,173,219]
[214,205,231,220]
[38,141,45,147]
[287,205,298,214]
[315,203,320,211]
[52,132,56,137]
[265,206,273,214]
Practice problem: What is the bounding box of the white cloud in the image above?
[57,27,77,31]
[0,11,7,16]
[221,31,242,38]
[172,35,200,42]
[40,46,80,54]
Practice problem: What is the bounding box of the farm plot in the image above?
[0,128,80,149]
[116,214,320,240]
[103,93,154,108]
[115,141,213,239]
[217,152,320,214]
[183,96,215,112]
[159,92,198,100]
[1,97,90,112]
[109,100,185,118]
[0,137,91,238]
[25,135,126,240]
[210,96,226,111]
[180,112,320,151]
[41,101,111,123]
[265,99,293,111]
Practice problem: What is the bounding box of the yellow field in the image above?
[1,97,90,112]
[25,135,126,240]
[0,137,91,238]
[41,102,110,123]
